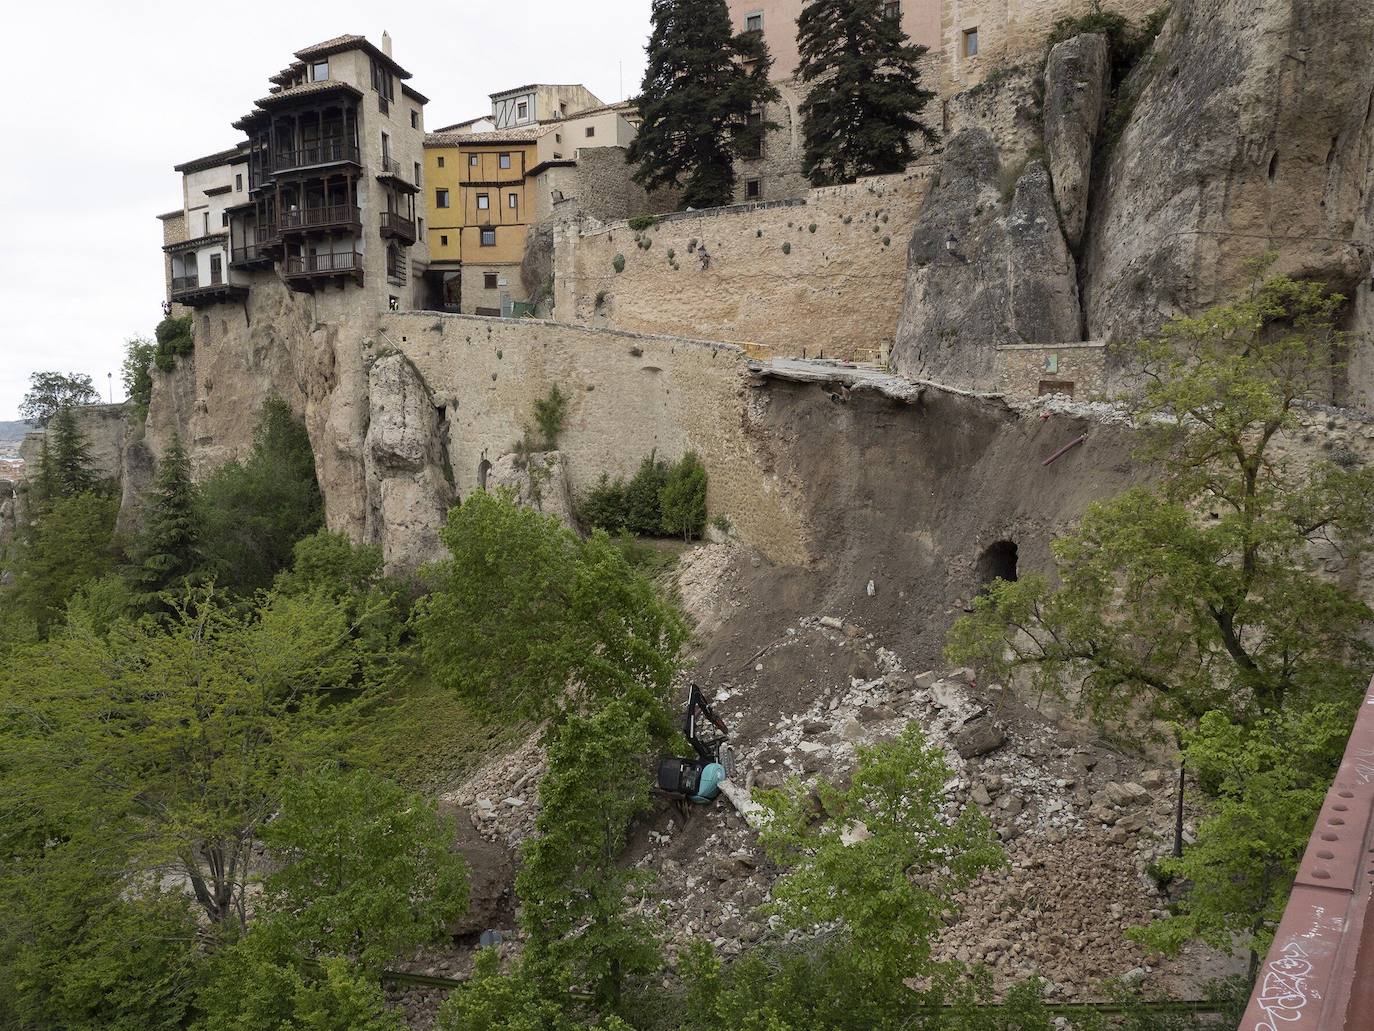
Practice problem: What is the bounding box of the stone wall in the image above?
[996,343,1107,399]
[553,171,933,363]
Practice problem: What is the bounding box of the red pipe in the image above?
[1042,434,1087,466]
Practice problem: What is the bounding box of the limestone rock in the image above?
[953,717,1008,759]
[1083,0,1374,353]
[893,129,1081,388]
[1042,32,1110,251]
[487,450,576,528]
[364,352,453,573]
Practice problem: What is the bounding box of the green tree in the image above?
[122,336,157,418]
[517,700,663,1011]
[259,767,470,973]
[752,726,1002,1019]
[130,433,202,607]
[534,384,569,449]
[624,452,668,536]
[3,491,118,636]
[199,396,324,593]
[45,405,99,499]
[659,451,708,541]
[417,491,688,723]
[797,0,938,185]
[630,0,780,209]
[19,371,100,427]
[946,269,1374,958]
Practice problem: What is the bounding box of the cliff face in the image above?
[1083,0,1374,354]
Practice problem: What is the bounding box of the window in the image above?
[414,161,421,184]
[745,12,762,31]
[437,155,445,168]
[745,110,764,159]
[585,125,595,138]
[469,155,478,167]
[477,193,490,210]
[381,132,391,162]
[508,192,518,209]
[209,253,223,284]
[746,179,761,199]
[311,60,328,81]
[499,153,511,169]
[235,173,243,191]
[480,227,496,246]
[371,57,394,101]
[203,212,209,234]
[440,234,449,246]
[559,102,567,117]
[484,272,498,289]
[221,211,229,227]
[435,188,450,208]
[517,101,528,119]
[418,217,424,239]
[963,27,979,57]
[411,110,419,129]
[883,0,900,19]
[555,133,562,144]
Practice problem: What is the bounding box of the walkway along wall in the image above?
[552,171,933,364]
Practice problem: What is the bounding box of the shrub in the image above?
[612,254,626,274]
[808,223,817,233]
[659,452,708,542]
[153,315,194,373]
[534,385,569,449]
[122,337,156,418]
[624,453,669,535]
[627,214,659,232]
[578,474,630,534]
[782,241,792,255]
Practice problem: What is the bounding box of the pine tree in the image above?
[797,0,938,185]
[46,407,97,499]
[629,0,780,210]
[132,434,202,605]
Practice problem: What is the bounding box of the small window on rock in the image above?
[963,27,979,57]
[746,179,761,199]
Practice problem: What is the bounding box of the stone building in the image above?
[160,32,432,317]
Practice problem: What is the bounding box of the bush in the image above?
[578,473,630,534]
[153,315,194,373]
[1048,2,1169,85]
[624,453,669,535]
[122,337,156,418]
[659,452,707,542]
[534,385,569,449]
[627,214,659,232]
[612,253,626,274]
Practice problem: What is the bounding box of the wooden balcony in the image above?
[279,204,362,235]
[376,155,419,193]
[230,241,275,270]
[284,250,364,291]
[379,211,416,244]
[273,139,361,173]
[171,275,249,307]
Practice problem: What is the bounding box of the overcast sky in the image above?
[0,0,653,421]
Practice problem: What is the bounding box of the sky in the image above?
[0,0,654,421]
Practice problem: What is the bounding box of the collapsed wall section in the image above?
[552,171,932,364]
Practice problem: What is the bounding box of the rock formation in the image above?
[1042,32,1110,252]
[1083,0,1374,349]
[892,129,1080,387]
[363,352,454,572]
[487,450,576,528]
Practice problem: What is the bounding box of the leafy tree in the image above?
[199,395,324,593]
[1131,705,1352,966]
[578,472,631,534]
[797,0,938,185]
[946,269,1374,959]
[947,272,1374,725]
[752,725,1002,1019]
[624,452,668,535]
[630,0,780,209]
[122,336,157,418]
[19,371,100,426]
[130,433,202,607]
[417,491,688,724]
[518,700,663,1011]
[259,766,470,973]
[659,451,708,541]
[3,491,118,636]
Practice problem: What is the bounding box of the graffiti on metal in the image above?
[1253,939,1315,1031]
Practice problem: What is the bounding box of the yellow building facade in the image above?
[424,126,545,314]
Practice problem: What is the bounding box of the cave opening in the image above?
[976,540,1019,589]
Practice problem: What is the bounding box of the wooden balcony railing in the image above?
[171,275,199,293]
[279,204,361,232]
[231,242,271,266]
[273,139,360,171]
[379,211,416,242]
[285,251,362,277]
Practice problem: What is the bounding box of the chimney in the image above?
[381,30,392,57]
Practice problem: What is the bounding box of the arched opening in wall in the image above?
[478,459,492,491]
[975,540,1018,591]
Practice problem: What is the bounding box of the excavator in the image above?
[657,684,737,805]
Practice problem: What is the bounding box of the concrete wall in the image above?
[553,170,932,362]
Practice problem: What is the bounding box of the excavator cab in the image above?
[657,684,735,804]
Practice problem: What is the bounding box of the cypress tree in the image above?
[797,0,938,185]
[629,0,780,210]
[46,407,97,499]
[132,434,202,605]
